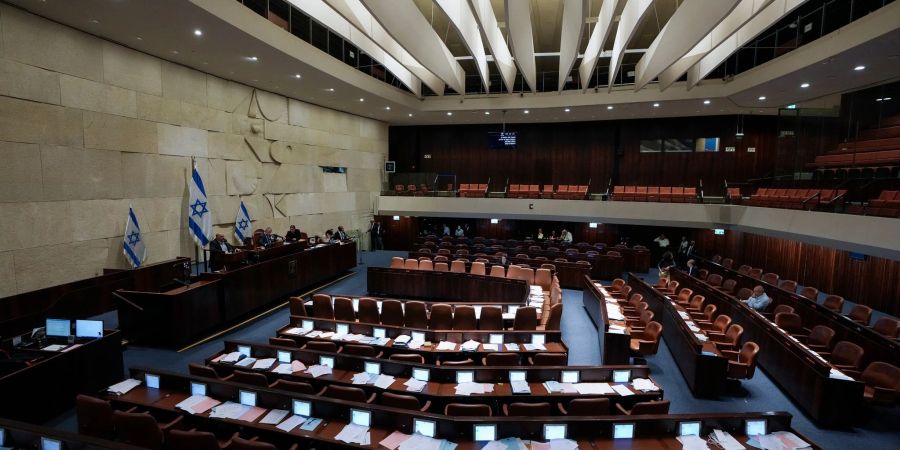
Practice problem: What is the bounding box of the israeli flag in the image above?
[188,163,212,247]
[123,207,146,268]
[234,200,252,243]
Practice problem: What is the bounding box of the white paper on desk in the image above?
[548,439,579,450]
[404,378,427,392]
[460,340,481,351]
[234,357,257,367]
[829,368,853,380]
[221,351,243,363]
[275,414,306,432]
[304,330,322,338]
[483,438,527,450]
[612,384,634,396]
[511,380,531,394]
[574,382,614,395]
[305,364,332,378]
[398,434,438,450]
[176,395,220,414]
[107,379,141,395]
[394,335,411,344]
[374,374,396,389]
[504,343,519,351]
[319,331,334,338]
[436,341,457,351]
[331,333,347,341]
[677,435,711,450]
[408,340,424,349]
[380,431,412,450]
[632,378,660,392]
[41,344,67,352]
[283,327,308,335]
[209,402,249,419]
[694,333,709,342]
[756,432,811,450]
[271,363,292,374]
[252,358,276,370]
[524,343,546,351]
[291,360,306,372]
[483,343,499,351]
[334,423,370,444]
[352,372,376,385]
[259,409,289,425]
[455,382,484,396]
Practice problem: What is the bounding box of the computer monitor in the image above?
[190,382,207,396]
[414,418,436,438]
[351,409,371,427]
[489,334,504,344]
[509,370,526,382]
[302,320,314,330]
[507,305,518,314]
[561,370,579,383]
[612,370,631,383]
[239,390,256,407]
[45,319,70,338]
[293,400,311,417]
[474,424,497,442]
[319,356,335,368]
[411,331,426,342]
[144,374,160,389]
[0,427,6,445]
[237,345,251,357]
[544,424,566,440]
[531,334,546,345]
[75,320,103,338]
[745,419,766,436]
[277,351,291,364]
[412,368,430,381]
[679,421,701,436]
[456,371,474,383]
[41,437,62,450]
[364,362,381,375]
[613,423,635,439]
[336,323,350,335]
[373,327,386,339]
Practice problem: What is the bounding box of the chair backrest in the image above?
[700,304,717,321]
[167,429,221,450]
[76,395,115,438]
[860,362,900,391]
[303,340,338,352]
[848,304,873,325]
[747,268,763,279]
[113,411,164,450]
[404,258,419,270]
[711,255,722,263]
[342,343,378,357]
[470,261,486,275]
[761,273,779,285]
[737,342,761,377]
[531,352,568,366]
[269,379,314,395]
[712,315,732,333]
[441,358,474,366]
[872,317,900,338]
[564,398,610,415]
[381,299,404,326]
[358,297,380,324]
[626,293,644,309]
[404,301,428,328]
[513,306,538,330]
[321,385,368,403]
[445,403,492,416]
[381,392,423,411]
[429,304,453,330]
[434,262,449,272]
[779,280,798,293]
[772,304,794,316]
[721,279,737,292]
[188,363,220,379]
[736,288,752,300]
[227,437,278,450]
[544,303,563,331]
[479,306,504,330]
[333,297,355,321]
[389,353,425,364]
[269,337,297,347]
[799,286,819,301]
[418,259,433,271]
[807,325,836,350]
[638,309,655,326]
[830,341,865,368]
[450,260,466,273]
[707,274,723,286]
[821,295,844,313]
[721,258,734,268]
[698,269,709,280]
[724,324,744,345]
[312,294,334,319]
[489,265,505,277]
[774,312,803,333]
[434,255,449,262]
[390,257,404,268]
[453,305,477,330]
[534,268,552,290]
[689,295,705,310]
[506,265,522,280]
[485,352,520,365]
[231,370,269,387]
[506,402,551,416]
[629,400,671,415]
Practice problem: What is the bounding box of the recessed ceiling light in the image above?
[193,29,203,37]
[884,97,893,101]
[89,19,100,24]
[325,88,334,92]
[385,106,391,110]
[408,113,413,117]
[293,74,301,79]
[876,98,883,102]
[484,111,490,115]
[564,108,570,112]
[800,82,810,88]
[170,50,179,55]
[758,96,766,100]
[854,65,865,71]
[523,110,530,114]
[136,36,143,41]
[703,100,711,105]
[247,56,259,62]
[447,112,453,116]
[606,105,613,110]
[359,98,364,102]
[251,79,258,82]
[652,103,660,107]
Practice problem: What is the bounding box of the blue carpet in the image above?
[46,251,898,448]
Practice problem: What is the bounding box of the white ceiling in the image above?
[7,0,900,126]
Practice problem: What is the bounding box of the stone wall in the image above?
[0,5,387,296]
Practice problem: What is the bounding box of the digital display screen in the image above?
[46,319,70,337]
[145,374,160,389]
[237,345,251,357]
[41,437,62,450]
[190,382,207,396]
[239,390,256,406]
[411,331,426,342]
[336,323,350,335]
[414,419,436,437]
[319,356,334,368]
[412,368,430,381]
[746,419,766,436]
[613,370,631,383]
[613,423,635,439]
[373,328,386,339]
[75,320,103,338]
[489,334,504,344]
[509,371,526,382]
[302,320,314,330]
[474,424,497,442]
[507,305,519,314]
[364,362,381,375]
[679,421,701,436]
[277,351,291,363]
[293,400,311,417]
[531,334,546,345]
[351,409,371,427]
[544,424,566,440]
[488,131,517,149]
[561,371,579,383]
[456,371,474,383]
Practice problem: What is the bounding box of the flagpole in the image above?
[191,157,201,275]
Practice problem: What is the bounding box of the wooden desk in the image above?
[582,276,633,365]
[670,270,866,426]
[628,275,728,398]
[117,243,356,347]
[0,418,145,450]
[0,330,124,423]
[367,267,529,303]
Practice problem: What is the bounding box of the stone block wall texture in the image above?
[0,5,388,296]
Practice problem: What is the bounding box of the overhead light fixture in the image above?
[89,19,100,24]
[136,36,143,41]
[325,88,334,92]
[703,100,711,105]
[385,106,391,110]
[359,98,364,102]
[884,97,893,101]
[758,96,766,101]
[876,98,883,102]
[523,110,530,114]
[652,103,660,108]
[408,113,413,117]
[854,65,865,71]
[800,82,810,88]
[193,29,203,37]
[247,56,259,62]
[484,111,490,115]
[447,112,453,116]
[786,104,798,109]
[607,106,613,110]
[293,74,301,79]
[564,108,570,112]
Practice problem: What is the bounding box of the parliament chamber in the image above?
[0,0,898,449]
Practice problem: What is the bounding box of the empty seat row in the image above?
[866,190,900,218]
[810,149,900,168]
[612,186,697,202]
[393,184,430,196]
[458,183,488,197]
[507,184,588,200]
[744,188,845,209]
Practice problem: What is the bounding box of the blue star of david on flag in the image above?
[123,207,146,268]
[188,163,212,247]
[234,200,253,243]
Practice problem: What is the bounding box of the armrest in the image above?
[707,333,729,343]
[629,330,649,340]
[557,403,569,415]
[375,351,384,359]
[366,393,377,404]
[220,374,234,382]
[871,387,896,403]
[720,349,739,361]
[615,403,630,415]
[160,415,184,431]
[688,311,706,320]
[420,400,432,412]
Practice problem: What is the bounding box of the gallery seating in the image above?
[612,186,697,203]
[745,188,846,210]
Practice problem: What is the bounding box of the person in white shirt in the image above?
[743,285,772,311]
[455,225,465,237]
[653,234,670,250]
[561,229,573,243]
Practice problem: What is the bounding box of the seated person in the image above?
[285,225,303,242]
[561,229,573,243]
[657,251,675,278]
[257,227,282,248]
[334,225,349,241]
[686,259,699,277]
[324,229,335,242]
[743,285,771,311]
[208,233,235,271]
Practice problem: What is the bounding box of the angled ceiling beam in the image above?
[323,0,445,95]
[558,0,587,91]
[469,0,516,93]
[505,0,537,92]
[436,0,490,93]
[687,0,809,89]
[360,0,466,94]
[285,0,422,97]
[634,0,741,91]
[608,0,656,92]
[657,0,774,91]
[578,0,621,91]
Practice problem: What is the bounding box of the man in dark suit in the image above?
[686,259,699,277]
[285,225,302,242]
[369,220,383,250]
[258,227,280,248]
[335,226,348,241]
[208,233,235,271]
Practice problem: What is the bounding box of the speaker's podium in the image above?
[116,241,356,348]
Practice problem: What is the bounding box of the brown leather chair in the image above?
[381,300,404,326]
[268,379,314,395]
[721,258,734,269]
[230,370,268,387]
[559,398,609,415]
[419,260,434,271]
[619,293,644,310]
[470,261,486,275]
[616,400,670,415]
[404,301,428,328]
[483,352,520,365]
[269,337,297,347]
[608,278,626,292]
[859,361,900,405]
[629,321,662,355]
[779,280,798,293]
[289,296,307,317]
[871,317,900,338]
[718,279,737,295]
[452,305,477,330]
[529,353,568,366]
[847,304,873,326]
[357,297,380,324]
[736,265,752,275]
[829,341,865,376]
[799,286,819,301]
[450,260,466,273]
[822,295,844,313]
[626,309,654,331]
[302,341,338,352]
[389,257,404,269]
[806,325,836,353]
[706,274,723,287]
[318,385,376,403]
[381,392,431,412]
[709,324,743,350]
[439,358,474,366]
[113,410,182,450]
[76,395,116,438]
[685,295,706,313]
[434,262,449,272]
[311,294,334,320]
[489,265,506,277]
[167,429,230,450]
[513,306,538,330]
[771,304,794,317]
[445,403,492,416]
[541,303,563,331]
[774,312,809,339]
[673,288,694,305]
[333,297,355,321]
[761,273,779,285]
[503,402,551,416]
[389,353,424,364]
[429,304,453,330]
[697,269,709,280]
[534,268,553,291]
[700,315,732,334]
[692,304,717,322]
[736,288,752,300]
[722,341,760,379]
[341,343,380,358]
[404,258,419,270]
[188,363,221,379]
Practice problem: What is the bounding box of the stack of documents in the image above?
[631,378,659,392]
[460,340,481,351]
[305,330,323,338]
[379,431,412,450]
[404,378,427,392]
[483,343,500,351]
[408,340,425,350]
[334,423,370,445]
[258,409,289,425]
[175,395,220,414]
[523,343,546,351]
[374,374,396,389]
[220,352,243,363]
[393,335,411,346]
[606,304,626,321]
[397,433,458,450]
[107,379,141,395]
[676,435,710,450]
[304,365,332,378]
[694,333,709,342]
[573,383,614,395]
[454,382,494,396]
[252,358,276,370]
[483,438,527,450]
[611,385,634,396]
[234,357,257,367]
[319,332,335,339]
[542,381,577,394]
[436,341,457,351]
[504,343,519,351]
[752,431,811,450]
[208,402,266,422]
[529,439,579,450]
[282,327,309,335]
[352,372,378,385]
[829,368,853,380]
[271,360,305,374]
[511,380,531,394]
[608,324,628,334]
